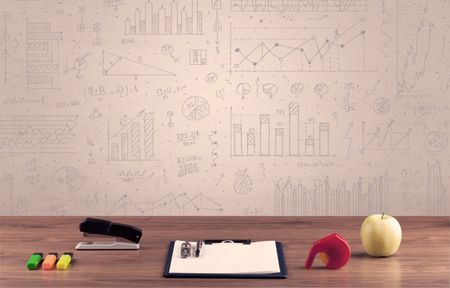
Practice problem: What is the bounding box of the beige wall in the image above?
[0,0,448,216]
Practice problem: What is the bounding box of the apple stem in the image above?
[381,212,385,219]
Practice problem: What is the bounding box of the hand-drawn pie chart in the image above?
[236,83,251,96]
[52,166,84,193]
[182,96,210,121]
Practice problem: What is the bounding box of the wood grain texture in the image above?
[0,216,449,288]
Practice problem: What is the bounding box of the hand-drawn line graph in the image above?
[182,96,210,120]
[427,161,447,216]
[124,0,203,35]
[0,115,77,153]
[102,51,175,76]
[396,0,450,96]
[2,11,11,83]
[274,170,389,216]
[230,18,370,73]
[360,120,411,152]
[231,0,367,12]
[105,192,223,215]
[52,166,84,194]
[231,102,331,157]
[108,110,156,163]
[26,20,63,89]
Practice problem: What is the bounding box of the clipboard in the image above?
[163,240,288,279]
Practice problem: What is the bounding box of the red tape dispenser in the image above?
[305,233,351,269]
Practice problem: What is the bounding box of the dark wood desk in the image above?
[0,217,449,287]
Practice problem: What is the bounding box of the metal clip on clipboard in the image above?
[75,217,142,250]
[204,239,251,244]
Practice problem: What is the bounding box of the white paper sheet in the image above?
[169,240,281,274]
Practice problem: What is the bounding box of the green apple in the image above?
[360,213,402,257]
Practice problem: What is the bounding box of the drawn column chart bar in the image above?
[135,8,141,34]
[428,161,447,216]
[192,0,198,35]
[247,129,255,156]
[233,121,242,156]
[145,1,152,34]
[289,102,299,156]
[158,6,165,34]
[319,123,329,156]
[304,122,314,156]
[260,114,270,156]
[275,128,283,156]
[171,1,178,34]
[152,6,158,34]
[130,122,140,160]
[121,133,128,160]
[143,112,154,160]
[111,144,119,160]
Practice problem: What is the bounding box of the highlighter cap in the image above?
[56,252,73,270]
[26,253,43,270]
[42,253,58,270]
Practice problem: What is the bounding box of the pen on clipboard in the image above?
[195,240,202,257]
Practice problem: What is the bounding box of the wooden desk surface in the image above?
[0,216,449,287]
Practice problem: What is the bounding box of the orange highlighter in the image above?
[42,253,58,270]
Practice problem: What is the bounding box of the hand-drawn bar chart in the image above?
[274,170,389,216]
[124,0,203,35]
[26,21,63,89]
[108,110,155,162]
[231,102,330,157]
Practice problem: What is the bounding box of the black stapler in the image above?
[75,217,142,250]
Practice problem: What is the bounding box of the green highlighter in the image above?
[26,253,43,270]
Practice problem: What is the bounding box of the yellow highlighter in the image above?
[56,252,73,270]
